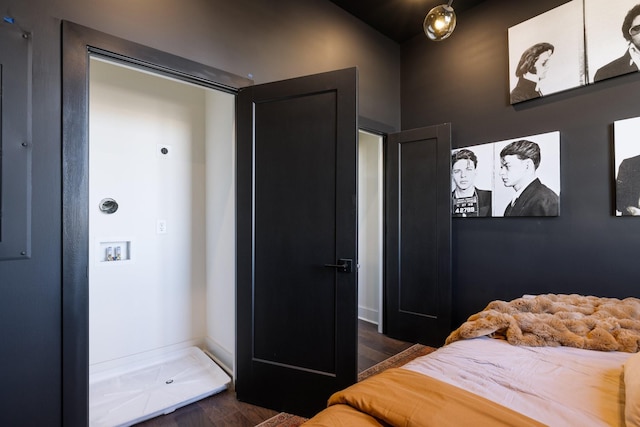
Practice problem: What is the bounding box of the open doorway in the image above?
[64,21,389,422]
[86,57,385,422]
[87,56,235,426]
[358,130,384,332]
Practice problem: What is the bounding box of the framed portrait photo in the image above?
[614,116,640,216]
[451,143,494,218]
[586,0,640,83]
[492,131,561,217]
[451,131,561,218]
[508,0,586,104]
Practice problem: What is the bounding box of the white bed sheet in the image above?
[402,336,632,427]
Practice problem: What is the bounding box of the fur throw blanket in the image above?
[445,294,640,353]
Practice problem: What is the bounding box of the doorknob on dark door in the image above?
[324,258,353,273]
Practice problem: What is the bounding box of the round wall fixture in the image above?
[99,198,119,214]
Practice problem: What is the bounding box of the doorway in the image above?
[87,58,380,419]
[87,56,235,425]
[88,56,236,368]
[88,59,385,373]
[63,21,386,424]
[358,130,384,332]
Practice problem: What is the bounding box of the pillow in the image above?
[625,352,640,427]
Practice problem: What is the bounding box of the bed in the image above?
[302,294,640,427]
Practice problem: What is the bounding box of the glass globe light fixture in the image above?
[423,1,457,41]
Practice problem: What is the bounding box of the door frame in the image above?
[61,21,251,426]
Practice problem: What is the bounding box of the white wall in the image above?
[88,58,235,371]
[357,131,383,326]
[204,90,236,372]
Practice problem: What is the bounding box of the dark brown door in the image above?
[385,124,452,347]
[236,68,358,417]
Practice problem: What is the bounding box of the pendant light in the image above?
[423,0,457,41]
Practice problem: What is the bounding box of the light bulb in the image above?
[424,3,457,41]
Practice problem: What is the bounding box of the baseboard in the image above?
[358,306,379,325]
[204,336,233,377]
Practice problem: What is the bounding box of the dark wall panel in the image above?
[401,0,640,327]
[0,24,31,260]
[0,9,62,427]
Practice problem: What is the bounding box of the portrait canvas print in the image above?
[492,132,561,217]
[508,0,585,104]
[585,0,640,83]
[614,116,640,216]
[451,131,561,218]
[451,143,494,217]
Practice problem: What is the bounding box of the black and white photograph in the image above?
[451,143,494,218]
[586,0,640,83]
[614,116,640,216]
[508,0,585,104]
[492,131,561,217]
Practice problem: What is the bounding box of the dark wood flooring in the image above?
[136,320,413,426]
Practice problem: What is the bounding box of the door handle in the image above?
[324,258,353,273]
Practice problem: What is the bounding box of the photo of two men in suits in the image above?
[451,132,561,218]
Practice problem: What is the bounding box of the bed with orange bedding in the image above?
[303,294,640,427]
[303,365,545,426]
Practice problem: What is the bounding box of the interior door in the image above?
[385,124,452,346]
[236,68,358,417]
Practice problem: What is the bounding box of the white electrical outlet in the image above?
[157,220,167,234]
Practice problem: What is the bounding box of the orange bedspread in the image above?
[302,368,547,427]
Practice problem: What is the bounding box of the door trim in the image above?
[61,21,251,426]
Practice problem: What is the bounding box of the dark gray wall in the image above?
[401,0,640,327]
[0,0,399,425]
[52,0,401,128]
[0,6,62,426]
